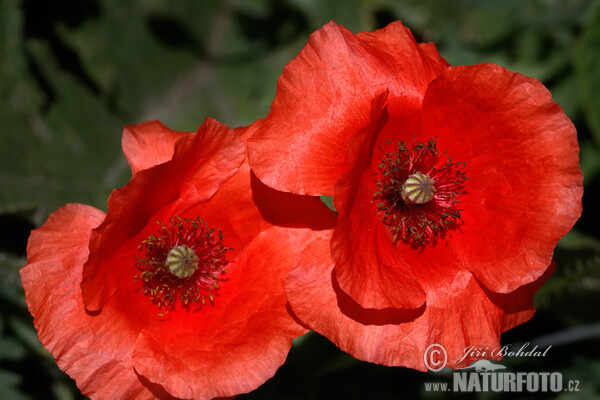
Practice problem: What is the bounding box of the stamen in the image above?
[135,217,230,316]
[374,139,467,246]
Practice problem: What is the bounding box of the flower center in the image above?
[374,139,467,246]
[135,216,230,316]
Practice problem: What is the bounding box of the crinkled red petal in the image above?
[132,227,312,399]
[122,121,191,175]
[82,118,245,311]
[21,204,162,399]
[331,93,426,309]
[286,232,553,369]
[421,64,583,293]
[248,20,449,195]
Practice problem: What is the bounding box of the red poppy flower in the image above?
[21,118,336,399]
[248,21,583,370]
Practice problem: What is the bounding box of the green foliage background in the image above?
[1,0,599,398]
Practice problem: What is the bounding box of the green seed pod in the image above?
[401,172,436,205]
[165,245,199,279]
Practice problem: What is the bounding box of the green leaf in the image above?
[556,358,600,400]
[0,31,128,220]
[535,255,600,307]
[0,253,27,305]
[0,338,26,362]
[0,369,32,400]
[296,0,372,32]
[579,140,600,186]
[559,229,600,253]
[7,317,47,356]
[574,3,600,145]
[320,196,337,213]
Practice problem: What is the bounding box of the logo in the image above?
[423,343,447,372]
[457,360,506,372]
[424,342,552,371]
[423,343,581,394]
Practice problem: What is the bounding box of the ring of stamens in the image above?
[374,139,467,246]
[135,216,230,316]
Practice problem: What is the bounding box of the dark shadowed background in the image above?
[1,0,599,398]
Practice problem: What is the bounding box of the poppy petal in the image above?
[187,158,337,258]
[421,64,583,293]
[21,204,157,398]
[82,118,245,311]
[287,232,551,369]
[248,20,449,195]
[122,121,191,175]
[331,95,426,309]
[331,183,426,310]
[250,169,338,231]
[132,226,312,399]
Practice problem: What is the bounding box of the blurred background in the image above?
[1,0,599,398]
